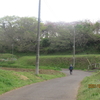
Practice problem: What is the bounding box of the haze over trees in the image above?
[0,16,100,54]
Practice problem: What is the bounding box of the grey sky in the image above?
[0,0,100,22]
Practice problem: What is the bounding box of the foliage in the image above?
[0,16,100,54]
[41,38,50,47]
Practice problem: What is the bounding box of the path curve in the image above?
[0,70,91,100]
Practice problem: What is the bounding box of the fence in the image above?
[88,63,100,69]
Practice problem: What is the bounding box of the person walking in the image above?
[69,64,73,75]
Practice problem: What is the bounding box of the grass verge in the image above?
[77,71,100,100]
[0,68,65,95]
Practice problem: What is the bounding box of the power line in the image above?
[42,0,60,22]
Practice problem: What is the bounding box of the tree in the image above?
[0,16,100,54]
[94,22,100,34]
[0,16,38,53]
[15,17,38,52]
[75,21,94,48]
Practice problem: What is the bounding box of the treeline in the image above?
[0,16,100,54]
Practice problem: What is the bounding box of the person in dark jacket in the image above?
[69,64,73,75]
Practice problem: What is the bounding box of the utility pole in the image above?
[36,0,41,75]
[73,25,75,67]
[12,44,14,59]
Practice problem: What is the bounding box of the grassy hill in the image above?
[77,71,100,100]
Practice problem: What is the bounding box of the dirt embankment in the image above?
[1,67,62,75]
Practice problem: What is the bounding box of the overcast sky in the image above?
[0,0,100,22]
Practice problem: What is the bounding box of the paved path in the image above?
[0,70,91,100]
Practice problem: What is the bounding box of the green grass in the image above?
[14,54,100,69]
[0,54,100,70]
[0,69,65,95]
[77,71,100,100]
[0,53,16,59]
[1,53,100,98]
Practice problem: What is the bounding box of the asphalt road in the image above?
[0,69,91,100]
